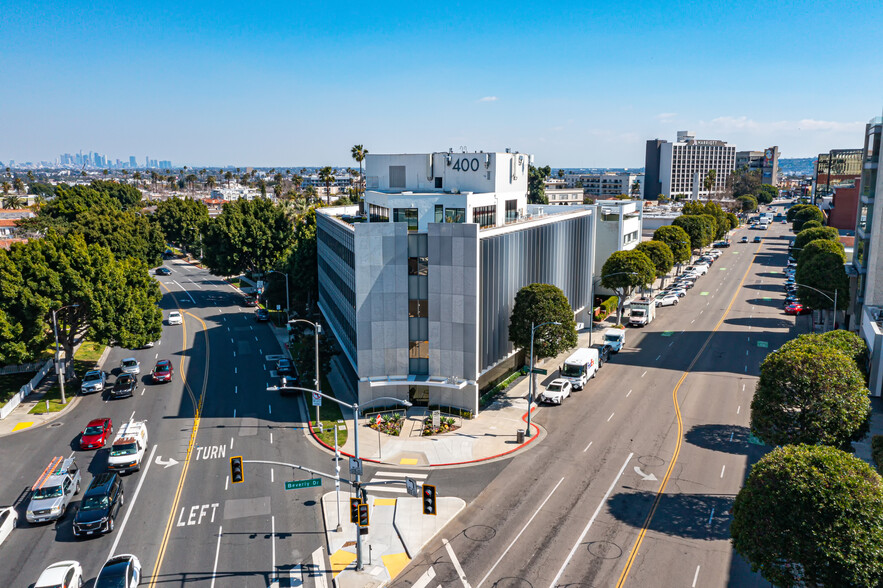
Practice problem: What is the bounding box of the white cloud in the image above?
[478,96,498,103]
[656,112,677,123]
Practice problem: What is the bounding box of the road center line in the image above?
[641,371,647,378]
[210,526,223,588]
[607,412,615,422]
[720,465,726,478]
[692,565,700,587]
[583,442,592,453]
[477,476,565,588]
[549,453,633,588]
[443,538,471,588]
[107,444,157,560]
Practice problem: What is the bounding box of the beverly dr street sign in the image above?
[285,478,322,490]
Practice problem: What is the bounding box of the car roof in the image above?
[36,561,79,584]
[548,378,568,386]
[122,357,137,363]
[117,374,135,382]
[84,370,102,376]
[156,359,171,365]
[86,418,110,427]
[86,472,117,492]
[169,310,181,315]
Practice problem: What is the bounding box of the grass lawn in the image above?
[28,384,65,414]
[227,277,242,288]
[311,374,348,447]
[73,341,105,371]
[0,371,38,404]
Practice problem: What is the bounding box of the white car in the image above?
[685,265,708,276]
[540,379,572,405]
[666,287,687,298]
[96,554,141,588]
[119,358,141,375]
[167,311,183,325]
[708,249,722,257]
[35,560,84,588]
[0,506,17,548]
[655,293,679,307]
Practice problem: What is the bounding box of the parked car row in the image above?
[653,248,722,310]
[782,255,811,315]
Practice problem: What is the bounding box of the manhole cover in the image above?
[48,422,63,428]
[303,500,316,507]
[638,455,665,467]
[491,578,533,588]
[587,541,622,559]
[464,525,496,542]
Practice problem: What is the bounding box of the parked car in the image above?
[155,267,171,276]
[255,308,270,322]
[111,374,137,399]
[785,303,812,316]
[595,344,612,367]
[655,293,680,307]
[784,295,799,306]
[95,554,141,588]
[539,379,572,405]
[740,236,749,243]
[276,358,293,375]
[242,296,257,307]
[713,240,731,248]
[0,506,18,549]
[81,370,108,395]
[167,311,182,325]
[35,561,84,588]
[151,359,173,383]
[665,287,687,298]
[685,265,708,276]
[753,236,762,243]
[119,358,140,375]
[80,418,113,450]
[73,473,124,538]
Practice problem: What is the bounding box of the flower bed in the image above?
[368,412,404,436]
[422,415,459,436]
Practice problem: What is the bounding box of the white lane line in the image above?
[210,526,223,588]
[626,389,632,397]
[234,386,238,394]
[233,351,236,358]
[233,408,237,418]
[373,471,429,479]
[720,465,726,478]
[225,476,229,491]
[227,327,230,332]
[737,405,741,415]
[691,319,695,324]
[155,353,158,359]
[269,404,272,415]
[692,565,700,587]
[607,412,615,422]
[583,442,593,453]
[655,355,661,361]
[746,349,749,356]
[129,410,136,422]
[270,432,273,444]
[745,365,748,372]
[172,281,196,303]
[230,338,233,343]
[230,437,233,449]
[271,469,274,483]
[700,310,704,314]
[107,444,157,559]
[250,325,254,330]
[140,388,145,396]
[476,476,566,588]
[641,371,647,378]
[549,453,634,588]
[235,367,237,374]
[271,515,276,583]
[443,538,471,588]
[412,566,437,588]
[742,384,745,392]
[254,336,259,342]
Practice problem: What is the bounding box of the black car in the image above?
[73,473,123,538]
[95,554,141,588]
[595,344,613,367]
[255,308,270,322]
[111,374,137,399]
[155,267,171,276]
[713,241,731,248]
[784,296,799,306]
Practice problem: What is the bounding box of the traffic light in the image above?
[357,503,370,527]
[230,456,244,484]
[422,484,436,515]
[350,498,361,523]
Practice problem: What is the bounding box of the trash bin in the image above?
[516,429,525,443]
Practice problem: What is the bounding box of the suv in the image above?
[26,457,81,523]
[73,473,123,538]
[255,308,270,322]
[81,370,107,395]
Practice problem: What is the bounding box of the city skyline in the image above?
[2,1,880,167]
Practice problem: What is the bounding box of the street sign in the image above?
[276,304,281,311]
[432,410,440,429]
[312,392,322,407]
[285,478,322,490]
[349,457,362,476]
[526,367,547,375]
[405,477,419,497]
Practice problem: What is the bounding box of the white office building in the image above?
[645,131,736,200]
[564,172,644,199]
[593,200,644,294]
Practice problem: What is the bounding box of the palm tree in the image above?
[224,171,233,187]
[258,179,267,198]
[304,185,318,204]
[26,171,35,183]
[167,176,176,192]
[186,174,198,193]
[103,169,110,177]
[133,171,142,187]
[273,183,283,199]
[206,176,216,192]
[3,194,24,209]
[151,171,159,191]
[351,145,368,203]
[1,181,10,196]
[32,194,47,210]
[13,177,25,194]
[292,175,303,194]
[319,166,334,204]
[703,169,717,199]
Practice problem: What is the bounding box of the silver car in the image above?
[80,370,107,394]
[120,358,141,375]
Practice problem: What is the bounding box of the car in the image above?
[674,279,695,290]
[699,255,715,265]
[740,236,749,243]
[655,293,679,307]
[95,554,141,588]
[167,311,182,325]
[785,303,812,316]
[163,249,174,259]
[27,457,81,524]
[35,560,84,588]
[80,370,108,395]
[784,295,799,306]
[151,359,173,383]
[255,308,270,322]
[713,240,731,248]
[111,374,137,399]
[539,379,572,405]
[666,287,687,298]
[0,506,18,548]
[753,236,762,243]
[119,358,141,375]
[155,267,171,276]
[242,296,257,307]
[80,418,113,450]
[708,249,723,257]
[73,473,124,538]
[782,219,787,223]
[276,358,293,375]
[595,344,612,367]
[685,265,708,276]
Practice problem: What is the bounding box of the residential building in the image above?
[544,179,583,205]
[317,150,597,415]
[563,172,644,199]
[644,131,736,200]
[593,199,643,294]
[735,146,779,186]
[210,186,259,201]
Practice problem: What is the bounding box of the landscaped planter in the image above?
[368,412,404,436]
[422,416,460,436]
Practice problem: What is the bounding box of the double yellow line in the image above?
[616,243,763,586]
[148,288,211,587]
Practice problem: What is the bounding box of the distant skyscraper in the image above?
[129,156,136,168]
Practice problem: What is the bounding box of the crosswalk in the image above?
[364,470,428,496]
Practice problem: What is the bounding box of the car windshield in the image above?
[84,372,102,383]
[110,443,137,456]
[122,360,137,368]
[96,563,129,588]
[33,485,63,499]
[115,376,133,387]
[604,334,620,343]
[561,364,583,377]
[84,426,105,436]
[81,495,109,511]
[546,382,563,392]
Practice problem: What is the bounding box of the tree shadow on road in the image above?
[683,423,770,458]
[724,316,791,329]
[606,490,734,540]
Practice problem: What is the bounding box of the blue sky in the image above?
[1,0,881,168]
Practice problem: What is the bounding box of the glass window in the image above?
[409,358,429,376]
[408,275,428,299]
[368,204,389,222]
[409,299,428,318]
[472,205,496,228]
[434,204,444,223]
[409,318,428,340]
[445,208,465,223]
[407,233,428,256]
[408,257,428,275]
[435,177,443,189]
[393,208,418,231]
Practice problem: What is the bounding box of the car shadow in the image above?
[724,317,793,329]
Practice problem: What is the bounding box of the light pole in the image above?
[791,282,838,331]
[266,269,290,322]
[525,320,561,437]
[288,318,321,425]
[51,303,80,405]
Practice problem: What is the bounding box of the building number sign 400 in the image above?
[452,157,481,172]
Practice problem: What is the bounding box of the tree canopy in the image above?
[731,444,883,588]
[634,240,674,281]
[792,205,824,232]
[601,250,656,324]
[735,195,757,212]
[528,165,551,205]
[820,329,869,378]
[786,203,811,222]
[750,333,870,448]
[284,207,319,313]
[153,197,210,253]
[729,166,762,198]
[795,239,848,310]
[508,283,578,359]
[652,225,691,264]
[793,225,839,252]
[755,184,778,205]
[672,214,713,249]
[799,219,822,230]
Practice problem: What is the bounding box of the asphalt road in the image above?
[391,204,800,588]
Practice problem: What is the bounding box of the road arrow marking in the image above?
[634,466,657,481]
[156,455,180,469]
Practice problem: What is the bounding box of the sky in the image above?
[1,0,882,168]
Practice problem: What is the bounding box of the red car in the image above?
[785,303,812,316]
[80,418,113,450]
[152,359,174,383]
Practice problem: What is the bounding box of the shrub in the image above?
[873,435,883,474]
[598,296,619,320]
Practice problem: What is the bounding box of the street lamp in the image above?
[791,281,838,331]
[265,269,290,321]
[52,303,80,405]
[288,318,321,424]
[525,320,561,437]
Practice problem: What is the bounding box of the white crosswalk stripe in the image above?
[364,470,428,495]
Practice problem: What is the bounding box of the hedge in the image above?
[873,435,883,475]
[597,296,618,320]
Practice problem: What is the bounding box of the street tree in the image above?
[735,195,757,212]
[728,166,762,197]
[634,240,673,285]
[351,145,368,202]
[702,169,717,198]
[673,215,711,249]
[726,212,738,231]
[153,197,209,254]
[202,198,296,276]
[0,249,31,365]
[793,225,839,252]
[731,444,883,588]
[820,329,869,377]
[792,205,824,232]
[652,225,691,265]
[284,207,319,313]
[751,334,870,449]
[528,164,551,204]
[600,250,656,324]
[786,203,810,222]
[319,166,335,205]
[795,239,848,313]
[508,283,578,360]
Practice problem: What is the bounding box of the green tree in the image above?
[87,180,142,210]
[13,177,25,194]
[206,176,216,192]
[70,207,165,267]
[601,250,656,324]
[702,169,717,198]
[673,215,711,249]
[799,219,822,230]
[731,444,883,588]
[795,239,848,313]
[319,166,335,205]
[820,329,870,378]
[793,225,839,252]
[726,212,738,230]
[202,198,296,276]
[792,205,824,232]
[0,249,31,364]
[224,171,233,187]
[351,145,368,202]
[153,197,210,253]
[728,166,761,197]
[258,178,267,198]
[284,208,319,312]
[635,240,674,285]
[1,182,10,195]
[508,283,578,359]
[652,225,691,265]
[528,165,551,204]
[2,194,24,209]
[735,195,757,212]
[751,334,870,449]
[28,183,56,198]
[786,203,811,222]
[755,184,778,205]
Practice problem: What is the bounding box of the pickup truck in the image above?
[26,457,81,523]
[108,421,149,474]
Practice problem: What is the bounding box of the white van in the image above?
[559,348,599,390]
